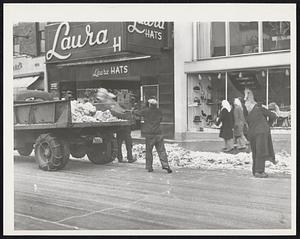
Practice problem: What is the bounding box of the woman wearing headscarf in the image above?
[244,88,278,178]
[233,98,247,150]
[216,100,234,152]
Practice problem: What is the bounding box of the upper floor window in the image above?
[211,22,226,57]
[263,21,290,52]
[229,22,258,55]
[197,22,226,58]
[38,22,46,55]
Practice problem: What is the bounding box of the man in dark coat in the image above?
[246,104,277,177]
[134,97,172,173]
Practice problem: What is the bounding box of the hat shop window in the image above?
[187,73,225,131]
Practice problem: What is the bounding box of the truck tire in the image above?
[70,144,86,158]
[87,140,116,165]
[34,134,70,171]
[17,144,33,156]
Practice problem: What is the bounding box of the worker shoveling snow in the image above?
[130,144,291,174]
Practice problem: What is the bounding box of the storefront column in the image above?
[225,22,230,56]
[225,71,228,100]
[174,22,193,139]
[258,21,263,53]
[266,68,269,106]
[192,22,198,61]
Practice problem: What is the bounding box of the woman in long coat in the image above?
[244,89,277,178]
[233,98,247,149]
[216,100,234,152]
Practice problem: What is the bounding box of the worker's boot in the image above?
[127,154,137,163]
[163,167,172,173]
[128,158,137,163]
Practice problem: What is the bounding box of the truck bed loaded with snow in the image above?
[14,91,131,171]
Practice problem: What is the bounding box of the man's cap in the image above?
[148,98,158,105]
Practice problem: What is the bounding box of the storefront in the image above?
[174,21,291,139]
[13,55,47,94]
[45,22,174,137]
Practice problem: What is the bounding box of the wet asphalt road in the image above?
[14,152,291,231]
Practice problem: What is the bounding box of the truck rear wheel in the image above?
[70,144,86,158]
[17,143,33,156]
[34,134,70,171]
[87,139,117,165]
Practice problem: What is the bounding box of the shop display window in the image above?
[230,22,258,55]
[268,68,290,127]
[187,73,225,131]
[263,21,290,52]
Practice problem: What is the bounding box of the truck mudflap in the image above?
[86,133,117,165]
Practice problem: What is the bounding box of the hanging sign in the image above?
[45,22,171,63]
[13,56,45,77]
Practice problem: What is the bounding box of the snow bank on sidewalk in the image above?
[132,144,291,174]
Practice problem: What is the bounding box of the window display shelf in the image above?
[188,102,200,107]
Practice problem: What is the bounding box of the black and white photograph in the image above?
[3,3,297,236]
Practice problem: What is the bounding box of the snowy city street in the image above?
[14,139,291,230]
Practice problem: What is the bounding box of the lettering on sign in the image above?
[127,22,165,40]
[13,62,23,71]
[93,65,128,77]
[46,22,121,61]
[50,83,58,89]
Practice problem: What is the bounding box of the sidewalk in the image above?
[131,129,291,154]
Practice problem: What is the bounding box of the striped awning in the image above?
[13,76,40,88]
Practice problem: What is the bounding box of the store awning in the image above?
[13,76,40,89]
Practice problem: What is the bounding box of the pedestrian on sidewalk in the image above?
[233,98,247,150]
[116,110,136,163]
[216,100,234,152]
[244,88,278,178]
[133,97,172,173]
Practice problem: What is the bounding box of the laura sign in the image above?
[45,22,169,63]
[46,22,121,62]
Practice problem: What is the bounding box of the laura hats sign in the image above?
[127,22,165,41]
[45,22,170,63]
[93,64,129,78]
[125,21,169,55]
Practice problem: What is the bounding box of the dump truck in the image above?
[14,90,131,171]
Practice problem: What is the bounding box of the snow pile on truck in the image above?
[132,144,291,174]
[71,100,125,122]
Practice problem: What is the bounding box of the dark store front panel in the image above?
[227,70,266,105]
[268,68,290,109]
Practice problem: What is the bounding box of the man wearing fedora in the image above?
[134,97,172,173]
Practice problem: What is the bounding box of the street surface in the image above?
[14,151,291,230]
